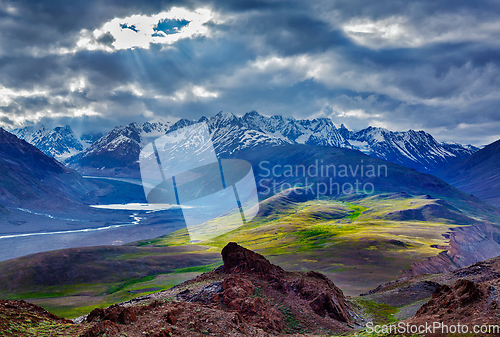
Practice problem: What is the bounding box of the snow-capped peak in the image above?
[11,124,92,161]
[13,111,478,174]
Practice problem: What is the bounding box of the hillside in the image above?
[360,254,500,328]
[0,128,95,211]
[2,143,499,307]
[138,144,500,292]
[1,140,499,329]
[233,144,499,217]
[434,138,500,208]
[2,190,497,317]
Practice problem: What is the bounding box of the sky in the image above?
[0,0,499,146]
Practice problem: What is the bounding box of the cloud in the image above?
[77,7,214,52]
[0,0,498,146]
[342,14,500,49]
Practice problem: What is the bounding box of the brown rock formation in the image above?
[220,242,284,278]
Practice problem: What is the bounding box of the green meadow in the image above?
[139,192,470,294]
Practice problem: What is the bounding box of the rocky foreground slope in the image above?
[4,242,500,336]
[0,242,354,336]
[362,254,500,331]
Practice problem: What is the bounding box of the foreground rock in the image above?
[79,242,353,336]
[361,255,500,335]
[406,278,500,328]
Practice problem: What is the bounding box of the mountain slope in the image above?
[208,111,477,171]
[241,111,351,147]
[434,138,500,207]
[64,121,180,177]
[0,128,94,210]
[65,123,144,177]
[1,144,499,320]
[360,254,500,325]
[235,144,488,206]
[65,114,285,177]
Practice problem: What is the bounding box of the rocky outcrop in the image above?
[220,242,284,278]
[293,271,351,323]
[87,305,137,325]
[0,300,77,336]
[416,279,483,317]
[0,300,72,324]
[405,277,500,328]
[216,243,351,324]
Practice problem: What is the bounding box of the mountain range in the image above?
[19,111,475,177]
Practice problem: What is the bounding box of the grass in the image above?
[353,298,398,325]
[0,310,82,337]
[345,203,368,220]
[0,249,221,318]
[172,262,223,274]
[4,284,109,300]
[106,274,157,294]
[0,320,79,337]
[279,305,302,333]
[22,271,204,318]
[0,244,222,318]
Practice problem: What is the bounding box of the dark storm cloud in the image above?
[0,55,66,88]
[0,0,499,145]
[227,11,353,56]
[314,0,500,21]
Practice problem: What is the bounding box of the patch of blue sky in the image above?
[153,18,190,36]
[119,23,138,32]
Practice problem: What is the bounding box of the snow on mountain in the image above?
[81,132,104,146]
[240,111,350,147]
[140,121,172,144]
[64,121,177,177]
[347,127,479,172]
[10,125,95,161]
[21,111,478,177]
[207,112,286,156]
[64,125,140,177]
